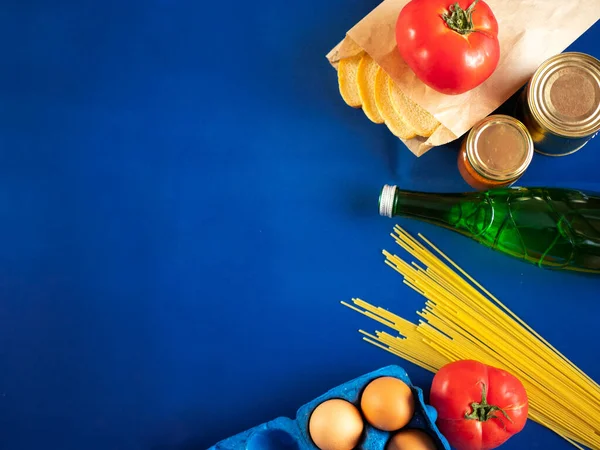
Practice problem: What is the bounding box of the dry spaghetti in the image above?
[342,226,600,450]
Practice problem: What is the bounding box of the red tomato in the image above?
[429,360,528,450]
[396,0,500,95]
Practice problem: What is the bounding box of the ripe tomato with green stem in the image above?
[429,360,528,450]
[396,0,500,95]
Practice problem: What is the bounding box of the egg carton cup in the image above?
[208,365,451,450]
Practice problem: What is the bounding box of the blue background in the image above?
[0,1,598,449]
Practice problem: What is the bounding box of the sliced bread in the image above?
[388,79,440,137]
[374,68,416,140]
[337,53,363,108]
[357,54,384,124]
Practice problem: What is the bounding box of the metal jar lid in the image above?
[528,52,600,138]
[466,115,534,182]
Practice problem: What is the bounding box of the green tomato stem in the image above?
[464,382,514,426]
[441,0,480,35]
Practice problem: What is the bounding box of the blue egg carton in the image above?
[208,365,451,450]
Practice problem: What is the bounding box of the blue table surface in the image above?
[0,1,598,449]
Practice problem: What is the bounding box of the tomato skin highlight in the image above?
[430,360,528,450]
[396,0,500,95]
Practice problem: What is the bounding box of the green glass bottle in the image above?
[379,185,600,273]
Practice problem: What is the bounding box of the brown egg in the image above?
[360,376,415,431]
[386,429,437,450]
[308,398,364,450]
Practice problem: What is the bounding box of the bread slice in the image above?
[374,68,417,140]
[337,53,363,108]
[388,79,440,137]
[357,54,384,124]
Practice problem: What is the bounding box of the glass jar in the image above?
[458,115,534,191]
[515,52,600,157]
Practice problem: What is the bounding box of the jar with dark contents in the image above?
[458,115,534,191]
[515,52,600,157]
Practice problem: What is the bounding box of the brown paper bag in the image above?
[326,0,600,156]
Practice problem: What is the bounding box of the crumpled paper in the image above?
[326,0,600,156]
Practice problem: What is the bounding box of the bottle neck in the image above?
[379,185,469,229]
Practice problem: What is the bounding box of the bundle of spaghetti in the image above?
[342,225,600,450]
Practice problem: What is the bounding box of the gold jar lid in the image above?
[528,52,600,138]
[466,115,534,182]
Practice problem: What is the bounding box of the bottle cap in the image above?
[379,184,397,218]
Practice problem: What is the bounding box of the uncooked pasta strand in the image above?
[342,227,600,450]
